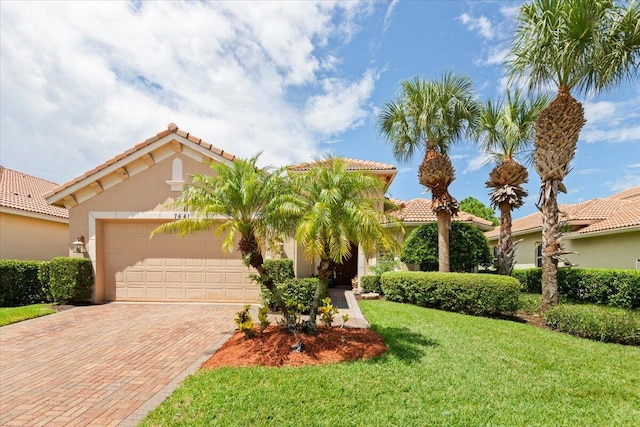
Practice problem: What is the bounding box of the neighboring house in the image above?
[388,198,495,270]
[0,166,69,260]
[486,186,640,270]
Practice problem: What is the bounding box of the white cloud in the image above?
[629,163,640,168]
[583,101,617,124]
[397,167,412,174]
[0,1,375,183]
[606,173,640,192]
[581,125,640,144]
[303,69,376,136]
[577,168,605,175]
[463,153,492,173]
[383,0,400,33]
[459,13,495,40]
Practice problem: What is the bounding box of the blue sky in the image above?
[1,1,638,218]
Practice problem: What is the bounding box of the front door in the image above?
[329,243,358,288]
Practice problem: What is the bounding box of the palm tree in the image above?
[476,90,549,275]
[291,157,399,331]
[508,0,640,311]
[378,72,480,272]
[151,155,297,325]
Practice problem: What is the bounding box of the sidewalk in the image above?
[328,288,370,328]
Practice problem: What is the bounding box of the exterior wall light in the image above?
[72,236,86,254]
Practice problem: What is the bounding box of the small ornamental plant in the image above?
[341,314,349,328]
[235,305,255,338]
[258,305,270,333]
[318,297,339,327]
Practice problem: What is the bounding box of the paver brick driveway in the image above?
[0,303,239,426]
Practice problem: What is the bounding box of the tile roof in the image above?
[289,158,397,172]
[0,166,69,219]
[46,123,236,199]
[486,185,640,238]
[389,198,494,229]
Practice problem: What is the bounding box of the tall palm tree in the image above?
[291,157,399,331]
[508,0,640,311]
[378,72,480,272]
[476,90,549,275]
[151,155,297,325]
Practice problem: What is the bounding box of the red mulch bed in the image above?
[202,325,387,368]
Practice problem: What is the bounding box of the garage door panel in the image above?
[224,272,244,284]
[224,288,245,302]
[185,288,204,300]
[185,271,203,283]
[103,220,257,303]
[146,271,164,283]
[205,259,223,268]
[145,287,164,300]
[165,288,184,300]
[185,258,203,267]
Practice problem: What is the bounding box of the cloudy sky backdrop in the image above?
[1,1,638,216]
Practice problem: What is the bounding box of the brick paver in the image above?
[0,303,239,426]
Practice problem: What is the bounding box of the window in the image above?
[535,242,542,268]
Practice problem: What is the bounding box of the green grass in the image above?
[0,303,57,326]
[142,300,640,427]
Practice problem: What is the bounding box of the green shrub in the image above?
[512,269,543,293]
[360,275,382,293]
[544,304,640,345]
[0,260,50,306]
[381,271,521,316]
[48,257,93,304]
[512,268,640,309]
[401,222,492,272]
[262,259,295,284]
[261,278,320,313]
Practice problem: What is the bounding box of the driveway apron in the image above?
[0,303,238,426]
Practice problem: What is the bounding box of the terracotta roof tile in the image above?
[46,123,236,199]
[390,198,493,227]
[289,157,397,172]
[487,186,640,238]
[0,167,69,219]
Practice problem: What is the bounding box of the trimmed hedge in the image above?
[261,278,321,313]
[381,271,521,316]
[262,259,295,284]
[48,257,93,304]
[512,268,640,309]
[544,304,640,345]
[360,275,382,294]
[0,260,50,306]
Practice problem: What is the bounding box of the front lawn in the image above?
[0,303,57,326]
[142,300,640,426]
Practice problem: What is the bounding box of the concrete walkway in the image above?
[328,288,370,328]
[0,303,239,427]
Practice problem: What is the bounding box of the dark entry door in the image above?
[329,243,358,288]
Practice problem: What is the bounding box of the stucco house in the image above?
[0,166,69,260]
[45,124,403,303]
[486,186,640,270]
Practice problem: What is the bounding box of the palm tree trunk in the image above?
[540,180,560,311]
[497,201,514,276]
[437,211,450,272]
[239,234,293,325]
[308,258,331,333]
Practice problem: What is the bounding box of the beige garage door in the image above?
[103,221,259,302]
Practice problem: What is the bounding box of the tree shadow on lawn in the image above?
[368,326,438,364]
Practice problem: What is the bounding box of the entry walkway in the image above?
[328,288,370,328]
